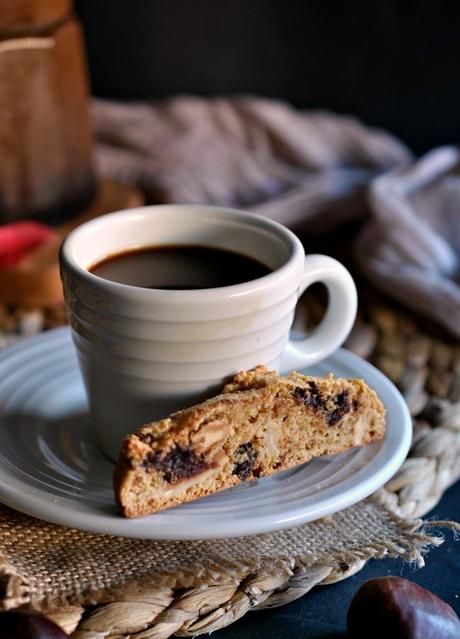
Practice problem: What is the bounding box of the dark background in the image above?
[75,0,460,155]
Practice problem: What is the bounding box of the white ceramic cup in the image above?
[60,205,357,460]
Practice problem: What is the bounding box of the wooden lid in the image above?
[0,0,71,36]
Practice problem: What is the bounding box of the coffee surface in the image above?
[89,245,271,289]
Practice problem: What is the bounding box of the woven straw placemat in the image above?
[0,296,459,638]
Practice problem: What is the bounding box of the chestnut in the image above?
[0,610,68,639]
[347,576,460,639]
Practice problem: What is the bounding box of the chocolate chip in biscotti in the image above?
[292,382,324,409]
[142,444,209,483]
[232,442,258,480]
[136,432,155,445]
[327,390,351,425]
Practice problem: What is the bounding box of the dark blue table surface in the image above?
[215,481,460,638]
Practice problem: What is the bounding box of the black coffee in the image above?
[89,245,271,290]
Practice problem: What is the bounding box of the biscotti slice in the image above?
[114,366,386,517]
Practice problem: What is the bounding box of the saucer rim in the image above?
[0,327,412,540]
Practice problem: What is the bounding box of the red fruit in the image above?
[0,610,68,639]
[0,221,55,268]
[347,576,460,639]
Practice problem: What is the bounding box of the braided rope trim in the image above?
[47,498,450,639]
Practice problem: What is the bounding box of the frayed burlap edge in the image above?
[0,490,457,639]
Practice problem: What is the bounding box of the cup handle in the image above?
[280,254,357,372]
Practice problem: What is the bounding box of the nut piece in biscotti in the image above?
[114,366,386,517]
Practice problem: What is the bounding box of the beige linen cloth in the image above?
[94,96,460,338]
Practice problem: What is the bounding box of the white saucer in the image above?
[0,327,411,540]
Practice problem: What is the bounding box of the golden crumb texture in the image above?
[114,366,386,517]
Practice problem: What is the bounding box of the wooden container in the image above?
[0,1,95,223]
[0,0,72,35]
